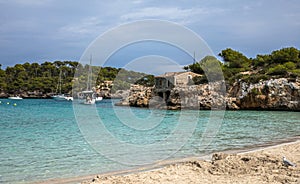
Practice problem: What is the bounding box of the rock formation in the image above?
[115,85,154,107]
[116,78,300,111]
[228,78,300,110]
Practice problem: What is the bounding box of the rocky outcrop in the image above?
[110,90,130,99]
[116,82,227,110]
[116,78,300,111]
[166,82,226,110]
[0,90,53,98]
[115,85,154,107]
[0,92,8,98]
[228,78,300,110]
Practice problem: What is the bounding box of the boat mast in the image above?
[59,70,62,94]
[55,70,62,94]
[193,51,196,63]
[87,55,92,91]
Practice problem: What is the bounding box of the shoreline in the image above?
[1,97,300,111]
[34,137,300,184]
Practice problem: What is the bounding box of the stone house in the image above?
[154,71,202,100]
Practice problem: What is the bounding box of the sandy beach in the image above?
[82,141,300,184]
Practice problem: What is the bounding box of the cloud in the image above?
[0,0,299,67]
[120,7,225,25]
[59,17,103,35]
[123,55,184,75]
[121,7,194,20]
[0,0,53,6]
[57,17,117,46]
[80,20,213,68]
[131,0,144,4]
[0,19,39,34]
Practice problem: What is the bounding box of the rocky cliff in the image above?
[116,82,226,110]
[227,78,300,110]
[116,78,300,111]
[115,85,154,107]
[0,90,54,98]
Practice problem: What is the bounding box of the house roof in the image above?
[155,71,201,78]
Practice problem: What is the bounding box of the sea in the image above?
[0,99,299,183]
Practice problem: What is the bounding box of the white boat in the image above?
[51,94,73,101]
[8,96,23,100]
[78,90,96,104]
[78,92,102,104]
[64,96,73,101]
[51,70,73,101]
[77,56,102,104]
[95,96,103,102]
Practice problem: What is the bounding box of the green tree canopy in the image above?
[219,48,251,70]
[184,47,300,84]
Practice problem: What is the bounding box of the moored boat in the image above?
[8,96,23,100]
[77,55,102,104]
[78,90,96,104]
[51,94,73,101]
[95,96,103,102]
[51,70,73,101]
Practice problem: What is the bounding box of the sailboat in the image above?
[51,70,73,101]
[78,56,102,104]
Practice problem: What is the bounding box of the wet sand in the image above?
[82,140,300,184]
[34,139,300,184]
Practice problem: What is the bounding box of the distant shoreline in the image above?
[1,97,299,112]
[0,97,52,99]
[33,136,300,184]
[0,97,122,99]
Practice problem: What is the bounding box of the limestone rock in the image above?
[228,78,300,110]
[116,78,300,111]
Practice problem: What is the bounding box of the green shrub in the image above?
[241,74,269,84]
[290,69,300,77]
[193,75,208,84]
[251,88,262,95]
[267,65,288,75]
[284,62,296,70]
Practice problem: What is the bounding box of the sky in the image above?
[0,0,299,74]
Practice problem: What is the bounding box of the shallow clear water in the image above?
[0,99,299,183]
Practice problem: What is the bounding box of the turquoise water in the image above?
[0,99,299,183]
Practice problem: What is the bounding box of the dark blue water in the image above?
[0,99,299,183]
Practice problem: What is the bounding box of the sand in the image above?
[82,141,300,184]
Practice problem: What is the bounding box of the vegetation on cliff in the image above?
[184,47,300,85]
[0,61,78,95]
[0,61,154,97]
[1,47,299,97]
[96,67,154,93]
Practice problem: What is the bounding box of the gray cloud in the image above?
[0,0,299,67]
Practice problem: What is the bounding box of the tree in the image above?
[219,48,251,70]
[54,61,64,68]
[270,47,300,64]
[135,75,155,86]
[42,62,57,77]
[200,56,224,82]
[183,62,204,74]
[31,63,40,77]
[184,56,224,84]
[0,65,6,91]
[267,64,288,75]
